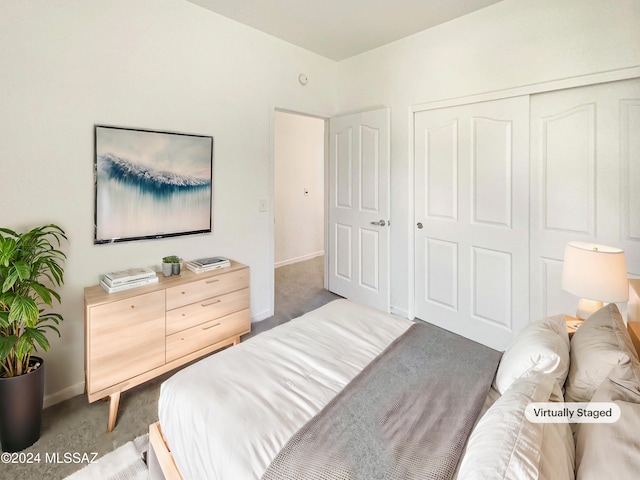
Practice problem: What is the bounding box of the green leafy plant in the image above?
[162,255,180,263]
[0,224,67,378]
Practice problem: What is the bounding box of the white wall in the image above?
[274,112,325,267]
[334,0,640,317]
[0,0,338,403]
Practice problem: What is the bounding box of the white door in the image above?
[414,96,530,350]
[328,108,390,311]
[529,78,640,321]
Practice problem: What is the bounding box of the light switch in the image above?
[259,199,267,212]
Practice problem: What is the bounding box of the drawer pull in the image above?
[201,299,221,307]
[202,322,221,330]
[131,305,135,309]
[206,279,220,284]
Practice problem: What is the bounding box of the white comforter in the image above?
[158,299,413,480]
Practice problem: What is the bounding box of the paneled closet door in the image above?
[414,96,530,350]
[530,78,640,321]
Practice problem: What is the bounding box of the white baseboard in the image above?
[44,381,85,408]
[390,305,409,319]
[275,251,324,269]
[251,308,273,322]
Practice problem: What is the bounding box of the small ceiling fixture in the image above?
[298,74,308,86]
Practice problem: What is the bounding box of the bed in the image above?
[149,297,640,480]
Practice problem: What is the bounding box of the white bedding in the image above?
[158,299,413,480]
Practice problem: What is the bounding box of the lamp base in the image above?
[576,298,604,320]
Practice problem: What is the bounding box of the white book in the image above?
[103,267,157,287]
[185,260,230,274]
[191,257,230,268]
[185,262,207,274]
[100,276,158,293]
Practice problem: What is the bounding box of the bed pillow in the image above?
[493,316,570,394]
[458,372,574,480]
[547,314,571,349]
[575,360,640,480]
[564,303,638,403]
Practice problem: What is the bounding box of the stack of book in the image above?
[186,256,231,274]
[100,267,158,293]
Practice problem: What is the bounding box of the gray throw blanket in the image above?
[262,322,502,480]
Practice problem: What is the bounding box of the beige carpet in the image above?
[3,256,338,479]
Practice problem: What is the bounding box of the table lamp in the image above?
[561,241,629,320]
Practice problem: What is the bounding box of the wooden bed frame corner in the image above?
[149,422,183,480]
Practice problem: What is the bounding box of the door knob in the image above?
[370,220,386,226]
[417,222,423,229]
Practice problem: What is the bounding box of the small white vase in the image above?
[162,263,173,277]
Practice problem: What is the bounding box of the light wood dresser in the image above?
[84,261,250,432]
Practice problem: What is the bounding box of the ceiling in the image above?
[187,0,503,61]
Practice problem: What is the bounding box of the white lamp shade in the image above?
[561,241,629,303]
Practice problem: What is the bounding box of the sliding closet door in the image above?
[530,78,640,320]
[414,96,530,350]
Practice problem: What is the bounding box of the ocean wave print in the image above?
[97,153,210,197]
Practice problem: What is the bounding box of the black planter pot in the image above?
[0,357,45,452]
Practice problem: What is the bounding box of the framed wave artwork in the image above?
[94,125,213,244]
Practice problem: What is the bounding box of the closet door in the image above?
[414,96,529,350]
[530,78,640,320]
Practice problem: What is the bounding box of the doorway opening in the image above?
[274,110,325,268]
[273,110,331,320]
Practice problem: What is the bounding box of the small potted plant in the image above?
[0,224,67,452]
[162,255,180,276]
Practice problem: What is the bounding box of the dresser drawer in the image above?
[87,290,166,393]
[165,309,250,363]
[166,268,249,310]
[166,288,249,335]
